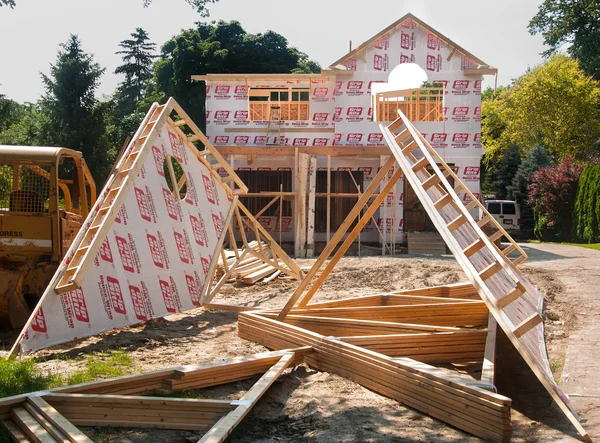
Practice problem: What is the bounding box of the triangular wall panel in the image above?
[11,99,248,354]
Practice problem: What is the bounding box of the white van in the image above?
[482,200,520,231]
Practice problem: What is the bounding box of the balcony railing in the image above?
[373,87,444,122]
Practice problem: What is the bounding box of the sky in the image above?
[0,0,548,103]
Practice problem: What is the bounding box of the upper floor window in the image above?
[372,85,444,122]
[248,87,310,121]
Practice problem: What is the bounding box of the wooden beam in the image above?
[27,396,92,443]
[512,313,543,338]
[199,353,294,443]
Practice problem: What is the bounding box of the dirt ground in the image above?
[0,253,587,442]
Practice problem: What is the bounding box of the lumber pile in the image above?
[0,349,310,443]
[216,240,290,285]
[238,283,513,442]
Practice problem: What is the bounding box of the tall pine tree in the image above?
[115,28,157,118]
[41,35,113,182]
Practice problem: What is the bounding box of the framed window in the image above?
[372,86,444,122]
[249,87,310,121]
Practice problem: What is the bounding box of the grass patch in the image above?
[561,242,600,251]
[0,351,133,397]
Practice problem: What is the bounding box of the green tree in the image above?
[0,95,24,133]
[115,28,157,119]
[573,164,600,242]
[152,20,321,128]
[507,144,552,234]
[482,55,600,162]
[529,0,600,79]
[41,35,115,182]
[0,102,49,146]
[482,144,521,199]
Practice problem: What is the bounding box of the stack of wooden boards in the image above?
[0,349,310,443]
[239,282,513,442]
[216,241,290,285]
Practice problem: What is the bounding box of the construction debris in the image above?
[216,241,289,285]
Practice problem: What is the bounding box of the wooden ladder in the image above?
[381,113,541,339]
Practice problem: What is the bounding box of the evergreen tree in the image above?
[482,144,521,199]
[115,28,157,118]
[507,144,552,233]
[41,35,114,182]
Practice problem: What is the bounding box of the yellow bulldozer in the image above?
[0,146,96,328]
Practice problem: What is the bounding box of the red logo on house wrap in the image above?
[426,54,442,71]
[345,58,357,71]
[452,107,470,121]
[115,235,135,273]
[201,256,210,277]
[134,187,152,222]
[337,167,352,172]
[313,87,328,97]
[105,277,126,315]
[234,85,248,99]
[401,32,413,50]
[174,231,189,264]
[254,136,267,145]
[215,110,230,120]
[234,110,248,120]
[234,135,249,145]
[431,133,448,143]
[368,133,383,144]
[162,188,181,221]
[474,80,482,93]
[212,213,224,238]
[313,137,329,146]
[214,85,231,99]
[347,133,363,145]
[374,54,383,71]
[99,238,113,263]
[452,133,469,143]
[69,288,90,323]
[214,136,229,145]
[202,174,218,205]
[346,107,363,122]
[168,131,187,165]
[333,107,342,122]
[206,110,211,120]
[257,167,272,171]
[375,34,389,49]
[463,166,480,181]
[400,54,415,64]
[190,214,208,246]
[346,81,364,95]
[152,146,165,177]
[358,166,373,180]
[147,234,164,268]
[159,279,176,313]
[474,106,481,121]
[334,133,342,145]
[313,113,329,122]
[427,33,440,50]
[367,80,384,94]
[30,308,47,333]
[293,138,308,146]
[205,85,211,96]
[185,274,200,306]
[452,80,471,95]
[278,167,292,171]
[129,285,147,321]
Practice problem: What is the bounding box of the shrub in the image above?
[573,164,600,242]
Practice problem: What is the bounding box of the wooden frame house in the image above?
[193,13,497,257]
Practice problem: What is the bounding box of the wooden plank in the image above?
[464,239,486,257]
[496,282,526,309]
[479,262,503,281]
[512,313,543,338]
[27,397,93,443]
[1,419,29,442]
[23,402,69,442]
[199,353,295,443]
[481,315,497,388]
[11,407,54,443]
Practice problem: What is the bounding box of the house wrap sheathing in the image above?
[195,13,496,257]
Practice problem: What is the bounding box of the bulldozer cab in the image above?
[0,146,97,263]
